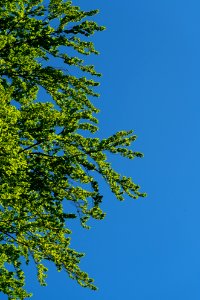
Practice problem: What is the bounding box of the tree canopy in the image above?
[0,0,146,298]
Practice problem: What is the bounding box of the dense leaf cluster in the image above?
[0,0,146,298]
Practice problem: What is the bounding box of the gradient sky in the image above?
[3,0,200,299]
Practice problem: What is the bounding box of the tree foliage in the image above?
[0,0,146,298]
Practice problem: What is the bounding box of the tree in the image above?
[0,0,146,298]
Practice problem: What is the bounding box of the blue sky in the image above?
[3,0,200,299]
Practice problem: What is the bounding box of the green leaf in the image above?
[0,0,145,298]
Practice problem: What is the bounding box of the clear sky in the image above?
[4,0,200,299]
